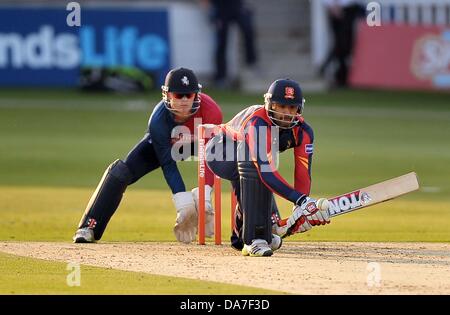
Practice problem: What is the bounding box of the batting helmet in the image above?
[264,79,305,128]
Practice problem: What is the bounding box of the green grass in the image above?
[1,88,449,196]
[0,252,280,294]
[0,186,449,242]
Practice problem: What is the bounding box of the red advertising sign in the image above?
[350,22,450,90]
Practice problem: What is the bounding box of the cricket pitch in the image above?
[1,241,449,294]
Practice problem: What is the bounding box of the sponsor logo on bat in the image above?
[328,190,370,215]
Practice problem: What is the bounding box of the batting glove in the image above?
[301,197,331,226]
[273,209,312,238]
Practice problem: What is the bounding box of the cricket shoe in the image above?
[270,234,282,252]
[242,239,273,257]
[73,227,95,243]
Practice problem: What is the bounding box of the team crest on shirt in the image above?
[181,76,189,86]
[305,143,314,154]
[285,87,295,99]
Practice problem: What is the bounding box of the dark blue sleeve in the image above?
[148,107,186,194]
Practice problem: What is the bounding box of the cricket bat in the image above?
[326,172,420,217]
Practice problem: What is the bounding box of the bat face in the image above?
[327,172,419,218]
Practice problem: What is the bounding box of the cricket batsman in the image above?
[73,67,223,244]
[206,79,331,256]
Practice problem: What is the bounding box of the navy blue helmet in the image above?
[264,79,305,128]
[161,67,202,116]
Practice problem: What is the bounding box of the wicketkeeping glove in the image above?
[172,192,198,243]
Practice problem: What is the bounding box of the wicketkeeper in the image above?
[73,67,223,244]
[206,79,331,256]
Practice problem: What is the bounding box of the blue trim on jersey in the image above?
[300,122,314,145]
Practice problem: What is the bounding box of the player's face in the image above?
[271,103,298,127]
[169,92,196,118]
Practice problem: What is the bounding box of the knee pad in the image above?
[109,159,133,185]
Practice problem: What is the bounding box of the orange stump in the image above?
[197,124,236,245]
